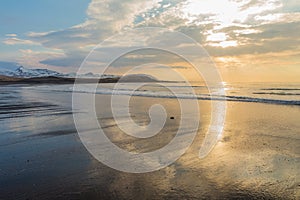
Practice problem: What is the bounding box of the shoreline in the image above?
[0,84,299,199]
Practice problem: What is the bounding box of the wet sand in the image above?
[0,85,299,199]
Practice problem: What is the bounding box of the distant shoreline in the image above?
[0,76,119,85]
[0,74,164,85]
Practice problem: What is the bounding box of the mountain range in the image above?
[0,66,159,85]
[0,66,118,79]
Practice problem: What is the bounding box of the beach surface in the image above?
[0,83,299,199]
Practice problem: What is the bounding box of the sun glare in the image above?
[206,32,227,42]
[181,0,282,48]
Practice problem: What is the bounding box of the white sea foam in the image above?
[27,83,300,106]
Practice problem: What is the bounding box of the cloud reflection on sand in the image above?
[0,85,299,199]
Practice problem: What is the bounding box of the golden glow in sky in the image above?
[1,0,300,82]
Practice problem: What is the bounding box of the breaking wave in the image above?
[28,84,300,106]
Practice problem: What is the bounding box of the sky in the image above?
[0,0,299,82]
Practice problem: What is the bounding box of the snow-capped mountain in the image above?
[15,66,61,77]
[0,66,65,78]
[0,66,119,79]
[63,72,118,79]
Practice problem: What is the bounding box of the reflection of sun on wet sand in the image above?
[99,97,299,199]
[187,102,300,199]
[0,84,299,199]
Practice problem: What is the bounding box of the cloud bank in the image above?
[2,0,300,81]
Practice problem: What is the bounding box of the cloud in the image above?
[3,37,39,45]
[132,0,300,57]
[152,65,188,69]
[40,51,86,67]
[4,0,299,79]
[25,0,163,68]
[205,21,300,56]
[16,48,67,71]
[28,0,163,48]
[5,33,17,37]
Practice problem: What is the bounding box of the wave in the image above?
[253,92,300,96]
[65,87,300,106]
[223,95,300,106]
[261,88,300,91]
[26,84,300,106]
